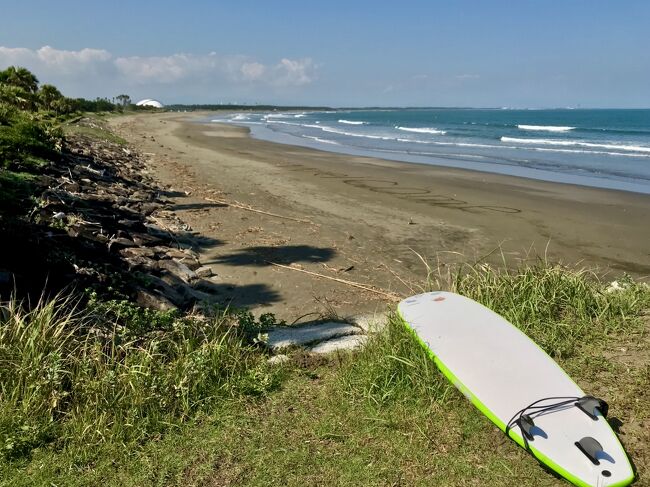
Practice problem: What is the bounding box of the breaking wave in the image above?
[339,119,367,125]
[517,125,575,132]
[501,137,650,154]
[396,126,446,135]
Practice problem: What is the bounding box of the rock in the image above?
[195,266,213,278]
[139,273,186,306]
[193,275,222,292]
[118,219,146,230]
[135,289,176,311]
[123,255,158,271]
[309,335,368,354]
[266,322,361,351]
[131,232,165,246]
[64,182,80,193]
[119,247,155,258]
[176,284,213,303]
[139,202,161,216]
[157,259,197,283]
[165,247,200,260]
[108,237,136,250]
[117,205,141,217]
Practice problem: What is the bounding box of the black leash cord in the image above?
[505,396,580,449]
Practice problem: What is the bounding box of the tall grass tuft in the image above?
[0,295,279,460]
[339,314,452,408]
[450,262,649,358]
[341,261,649,408]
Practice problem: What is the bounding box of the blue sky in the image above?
[1,1,649,107]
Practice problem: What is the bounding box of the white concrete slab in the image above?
[266,322,360,350]
[309,334,368,354]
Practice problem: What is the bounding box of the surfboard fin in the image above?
[576,396,609,420]
[518,414,536,442]
[575,436,604,465]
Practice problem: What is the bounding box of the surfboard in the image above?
[397,291,634,487]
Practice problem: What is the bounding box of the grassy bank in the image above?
[2,263,648,486]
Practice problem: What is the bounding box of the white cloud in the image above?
[0,45,317,99]
[271,58,315,86]
[241,62,266,81]
[0,46,113,77]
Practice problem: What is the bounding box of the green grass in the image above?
[62,120,127,145]
[1,263,648,486]
[0,296,281,465]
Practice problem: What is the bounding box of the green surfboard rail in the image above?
[396,309,635,487]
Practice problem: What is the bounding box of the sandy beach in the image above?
[109,112,650,320]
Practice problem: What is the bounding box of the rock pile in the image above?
[1,118,219,310]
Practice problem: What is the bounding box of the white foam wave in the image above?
[320,126,392,139]
[501,137,650,154]
[302,135,340,145]
[338,119,367,125]
[517,125,575,132]
[231,114,250,121]
[266,120,302,127]
[396,126,446,135]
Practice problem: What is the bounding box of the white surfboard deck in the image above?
[397,291,633,487]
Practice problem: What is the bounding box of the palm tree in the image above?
[0,84,34,111]
[0,66,39,93]
[38,84,64,111]
[115,94,131,107]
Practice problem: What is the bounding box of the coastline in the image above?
[212,109,650,195]
[110,112,650,317]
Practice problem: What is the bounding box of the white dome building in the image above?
[135,99,164,108]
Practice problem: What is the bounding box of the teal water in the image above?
[211,109,650,194]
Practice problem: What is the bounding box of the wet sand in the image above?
[109,113,650,320]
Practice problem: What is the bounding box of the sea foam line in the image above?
[302,135,340,145]
[338,119,367,125]
[396,126,446,135]
[501,137,650,153]
[517,125,575,132]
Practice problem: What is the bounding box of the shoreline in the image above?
[109,112,650,317]
[245,122,650,196]
[216,119,650,197]
[206,109,650,196]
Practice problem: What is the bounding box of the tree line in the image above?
[0,65,133,115]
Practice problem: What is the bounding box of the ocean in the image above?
[210,108,650,194]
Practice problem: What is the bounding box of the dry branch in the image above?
[268,262,403,302]
[205,197,313,224]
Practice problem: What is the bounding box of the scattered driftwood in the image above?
[204,197,314,224]
[267,261,402,302]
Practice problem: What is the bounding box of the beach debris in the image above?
[204,196,314,224]
[267,261,403,302]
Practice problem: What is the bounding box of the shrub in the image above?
[0,295,281,460]
[0,107,57,170]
